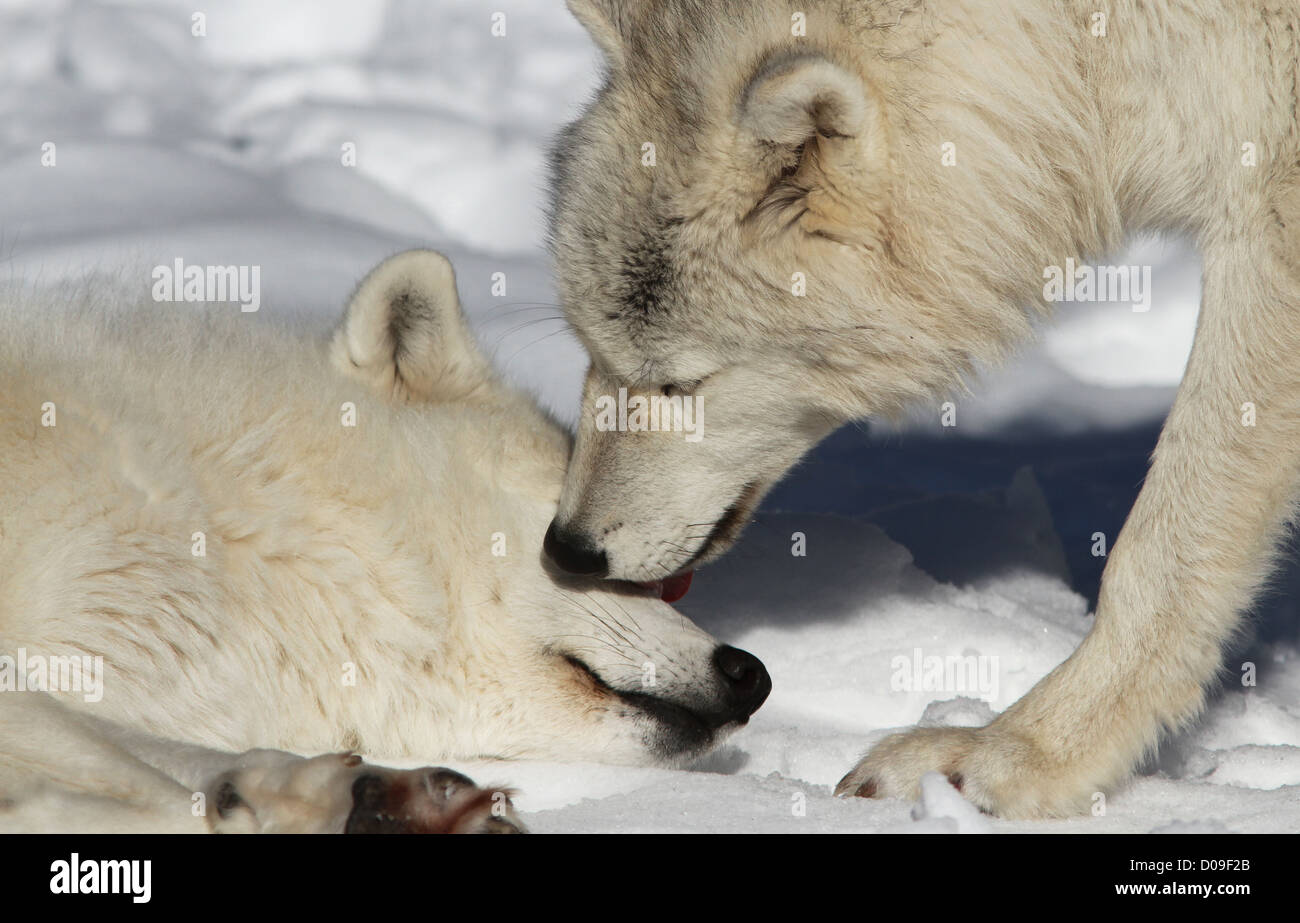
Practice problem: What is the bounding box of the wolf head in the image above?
[332,250,769,765]
[545,0,1116,582]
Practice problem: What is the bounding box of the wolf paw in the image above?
[207,752,524,834]
[835,725,1093,819]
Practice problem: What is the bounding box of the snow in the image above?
[910,772,993,834]
[1040,234,1201,389]
[2,0,1296,833]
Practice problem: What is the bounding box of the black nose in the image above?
[711,645,772,722]
[543,520,609,577]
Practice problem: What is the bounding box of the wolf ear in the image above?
[740,53,870,147]
[331,250,493,403]
[566,0,630,65]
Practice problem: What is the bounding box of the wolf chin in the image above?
[0,250,770,832]
[545,0,1300,818]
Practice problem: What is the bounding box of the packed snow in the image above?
[2,0,1297,833]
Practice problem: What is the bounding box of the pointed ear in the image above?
[566,0,630,66]
[740,53,870,147]
[331,250,494,403]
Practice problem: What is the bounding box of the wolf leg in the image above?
[0,690,208,832]
[0,691,523,832]
[840,230,1300,817]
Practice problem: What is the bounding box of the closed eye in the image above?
[660,381,697,397]
[660,374,713,396]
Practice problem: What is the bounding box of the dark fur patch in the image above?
[385,287,437,363]
[620,219,680,319]
[544,119,582,239]
[215,780,246,819]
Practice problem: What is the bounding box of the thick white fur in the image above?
[550,0,1300,817]
[0,251,742,832]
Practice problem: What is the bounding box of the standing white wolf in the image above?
[545,0,1300,817]
[0,250,770,833]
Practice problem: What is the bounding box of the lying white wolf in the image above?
[0,250,770,833]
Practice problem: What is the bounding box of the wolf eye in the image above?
[661,378,703,396]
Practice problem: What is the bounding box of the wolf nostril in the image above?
[712,645,772,720]
[543,519,609,577]
[714,645,762,692]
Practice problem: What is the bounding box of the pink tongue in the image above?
[658,570,694,603]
